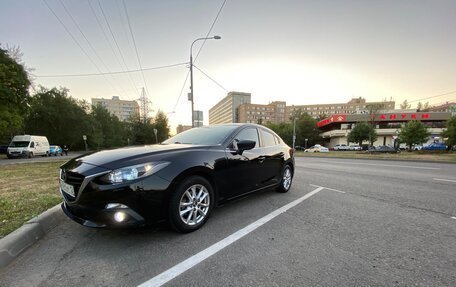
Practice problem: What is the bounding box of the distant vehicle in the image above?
[368,145,400,153]
[348,144,362,151]
[333,144,348,151]
[0,145,8,154]
[50,145,63,156]
[7,135,50,158]
[422,143,446,151]
[305,144,329,153]
[412,144,423,151]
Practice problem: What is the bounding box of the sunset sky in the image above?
[1,0,455,130]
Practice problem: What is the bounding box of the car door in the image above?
[257,128,285,187]
[223,127,263,199]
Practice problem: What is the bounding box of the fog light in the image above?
[114,211,127,222]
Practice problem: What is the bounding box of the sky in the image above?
[1,0,455,131]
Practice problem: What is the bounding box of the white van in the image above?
[7,135,50,158]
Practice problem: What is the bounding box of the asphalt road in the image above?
[1,157,455,286]
[0,153,82,166]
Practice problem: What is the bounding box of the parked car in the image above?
[422,143,446,151]
[412,145,423,151]
[348,144,362,151]
[50,145,63,156]
[305,144,329,153]
[0,145,8,154]
[368,145,400,153]
[60,124,295,233]
[333,144,349,151]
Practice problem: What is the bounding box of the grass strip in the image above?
[0,161,65,238]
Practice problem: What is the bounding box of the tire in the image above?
[276,165,293,193]
[28,152,33,158]
[168,176,214,233]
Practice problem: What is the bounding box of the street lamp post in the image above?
[189,35,221,127]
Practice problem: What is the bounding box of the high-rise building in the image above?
[209,91,251,124]
[92,96,140,122]
[210,94,396,125]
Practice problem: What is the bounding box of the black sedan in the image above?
[60,124,294,233]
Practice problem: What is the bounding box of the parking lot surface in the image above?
[1,157,455,286]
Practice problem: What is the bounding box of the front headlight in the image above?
[100,162,169,184]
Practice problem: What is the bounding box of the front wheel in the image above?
[168,176,214,233]
[276,165,293,193]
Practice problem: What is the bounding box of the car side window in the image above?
[30,142,35,148]
[260,129,276,147]
[233,128,259,148]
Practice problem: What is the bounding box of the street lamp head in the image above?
[213,35,221,40]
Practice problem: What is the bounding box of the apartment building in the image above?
[238,101,286,124]
[284,97,395,121]
[92,96,140,121]
[209,91,251,124]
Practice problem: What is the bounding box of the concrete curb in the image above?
[0,204,64,269]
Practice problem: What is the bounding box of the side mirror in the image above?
[235,140,256,155]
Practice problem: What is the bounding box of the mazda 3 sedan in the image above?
[60,124,294,233]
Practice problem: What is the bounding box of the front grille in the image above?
[61,170,85,201]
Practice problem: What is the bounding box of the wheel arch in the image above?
[166,166,219,205]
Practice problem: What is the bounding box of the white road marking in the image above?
[452,217,456,220]
[306,160,441,170]
[137,187,324,287]
[310,184,346,193]
[433,178,456,183]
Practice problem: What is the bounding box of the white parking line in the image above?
[310,184,346,193]
[452,217,456,220]
[137,186,324,287]
[433,178,456,183]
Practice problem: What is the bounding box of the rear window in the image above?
[163,125,238,145]
[260,129,276,147]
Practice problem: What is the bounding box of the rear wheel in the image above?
[276,165,293,193]
[168,176,214,233]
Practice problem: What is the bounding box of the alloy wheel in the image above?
[179,184,210,226]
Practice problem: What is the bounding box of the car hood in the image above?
[73,144,214,170]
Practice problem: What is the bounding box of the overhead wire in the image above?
[170,0,228,115]
[88,0,138,94]
[58,0,129,97]
[193,64,228,92]
[96,0,139,94]
[42,0,102,74]
[121,0,150,98]
[36,62,188,78]
[407,90,456,104]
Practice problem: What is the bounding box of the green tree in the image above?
[398,120,430,149]
[347,122,377,146]
[152,110,170,142]
[25,87,91,149]
[266,122,293,146]
[0,46,31,142]
[89,104,127,149]
[295,113,321,147]
[442,115,456,148]
[400,100,411,109]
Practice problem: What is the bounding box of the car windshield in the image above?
[9,141,30,147]
[163,125,238,145]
